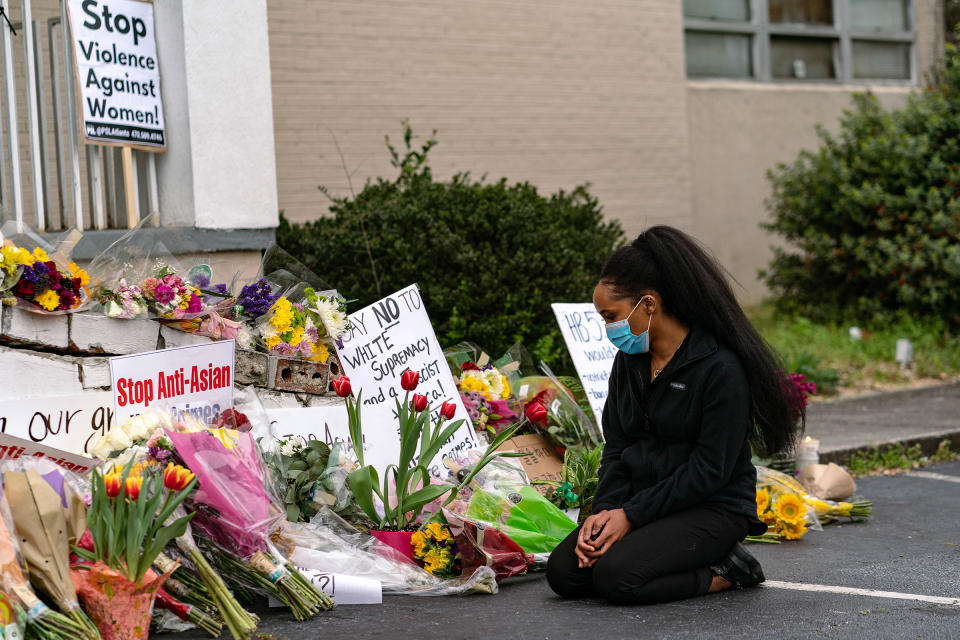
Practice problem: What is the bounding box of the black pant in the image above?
[546,503,749,605]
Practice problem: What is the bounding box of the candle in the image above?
[796,435,820,470]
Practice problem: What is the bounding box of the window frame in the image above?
[683,0,916,84]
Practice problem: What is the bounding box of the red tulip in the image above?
[331,376,353,398]
[400,369,420,391]
[525,400,548,426]
[439,401,456,420]
[411,393,428,413]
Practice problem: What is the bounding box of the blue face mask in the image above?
[605,297,652,354]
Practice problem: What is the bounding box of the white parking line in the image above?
[906,471,960,484]
[762,581,960,605]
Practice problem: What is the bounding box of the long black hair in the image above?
[599,225,800,457]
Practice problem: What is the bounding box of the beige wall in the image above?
[687,0,944,302]
[267,0,694,237]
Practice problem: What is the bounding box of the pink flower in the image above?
[186,294,203,313]
[155,283,175,304]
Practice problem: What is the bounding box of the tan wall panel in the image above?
[267,0,694,238]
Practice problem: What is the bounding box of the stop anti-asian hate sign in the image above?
[67,0,165,149]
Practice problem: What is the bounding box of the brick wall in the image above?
[267,0,694,237]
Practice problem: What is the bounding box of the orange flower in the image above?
[124,475,143,501]
[103,472,122,498]
[163,463,195,492]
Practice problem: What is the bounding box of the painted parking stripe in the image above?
[906,471,960,484]
[762,580,960,605]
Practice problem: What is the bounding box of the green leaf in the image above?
[347,466,382,524]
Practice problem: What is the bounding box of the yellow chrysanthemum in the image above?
[756,488,771,516]
[500,375,511,399]
[269,297,295,331]
[308,343,330,363]
[36,289,60,311]
[1,246,33,272]
[32,247,49,262]
[773,492,806,524]
[459,375,490,398]
[776,518,807,541]
[265,335,283,350]
[68,262,90,287]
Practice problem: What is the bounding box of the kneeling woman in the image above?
[547,226,801,605]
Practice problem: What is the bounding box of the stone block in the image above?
[236,348,268,386]
[0,303,70,350]
[79,357,113,390]
[267,355,330,395]
[69,314,160,355]
[0,345,83,400]
[159,325,213,349]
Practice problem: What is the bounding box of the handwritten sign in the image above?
[267,569,381,606]
[500,433,563,496]
[66,0,166,148]
[0,392,115,455]
[109,340,235,423]
[551,302,615,426]
[266,405,364,460]
[335,284,478,476]
[0,433,102,475]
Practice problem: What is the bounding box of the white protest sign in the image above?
[66,0,165,149]
[266,405,364,460]
[335,284,479,476]
[0,433,103,475]
[0,392,115,455]
[109,340,235,423]
[267,570,382,606]
[551,302,615,426]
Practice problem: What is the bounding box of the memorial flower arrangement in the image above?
[4,245,89,312]
[140,263,204,319]
[256,296,332,362]
[96,279,149,319]
[411,523,460,578]
[453,362,519,436]
[71,461,199,640]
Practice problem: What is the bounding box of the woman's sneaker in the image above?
[713,542,765,589]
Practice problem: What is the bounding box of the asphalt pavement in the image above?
[152,383,960,639]
[156,458,960,640]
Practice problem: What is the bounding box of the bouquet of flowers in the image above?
[756,465,872,533]
[5,245,89,312]
[0,490,94,639]
[445,344,523,437]
[140,262,204,319]
[517,370,602,454]
[96,279,148,319]
[1,464,100,639]
[71,459,198,640]
[254,287,349,362]
[411,523,460,578]
[164,427,334,620]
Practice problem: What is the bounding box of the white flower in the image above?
[112,445,147,470]
[237,326,256,350]
[90,434,116,460]
[308,297,350,339]
[482,369,505,399]
[90,427,133,459]
[280,436,305,456]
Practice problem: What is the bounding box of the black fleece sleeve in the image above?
[620,357,751,528]
[591,361,633,512]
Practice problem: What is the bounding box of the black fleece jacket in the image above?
[592,326,766,536]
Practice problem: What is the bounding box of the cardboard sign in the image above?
[551,302,615,426]
[335,284,479,477]
[109,340,235,423]
[500,433,563,497]
[268,570,381,606]
[0,433,102,475]
[66,0,166,149]
[0,392,115,455]
[266,405,364,460]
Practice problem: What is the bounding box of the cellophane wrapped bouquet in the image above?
[444,343,523,438]
[750,466,872,543]
[0,223,89,313]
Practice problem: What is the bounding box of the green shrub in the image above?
[762,45,960,326]
[277,125,624,370]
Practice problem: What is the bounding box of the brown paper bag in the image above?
[798,462,857,501]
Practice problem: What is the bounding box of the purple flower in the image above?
[148,446,172,463]
[238,278,279,319]
[186,294,203,313]
[191,273,211,288]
